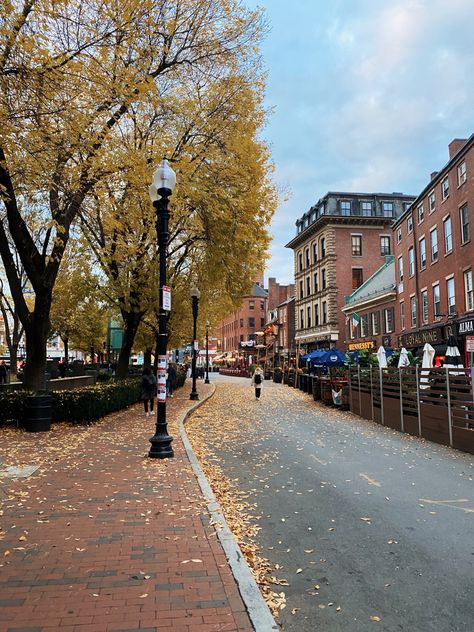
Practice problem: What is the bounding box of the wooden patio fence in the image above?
[349,366,474,454]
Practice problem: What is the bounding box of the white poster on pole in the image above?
[162,286,171,311]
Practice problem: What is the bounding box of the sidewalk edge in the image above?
[178,384,279,631]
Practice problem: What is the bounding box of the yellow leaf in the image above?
[370,615,381,622]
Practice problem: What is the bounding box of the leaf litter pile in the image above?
[187,385,292,617]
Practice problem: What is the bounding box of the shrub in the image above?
[0,378,141,426]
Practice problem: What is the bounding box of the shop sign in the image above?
[240,340,255,348]
[348,341,375,351]
[458,318,474,336]
[399,327,442,348]
[466,336,474,352]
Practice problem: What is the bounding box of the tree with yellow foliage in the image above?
[0,0,266,389]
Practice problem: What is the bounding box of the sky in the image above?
[247,0,474,285]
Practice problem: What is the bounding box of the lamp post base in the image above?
[204,378,210,384]
[189,391,199,400]
[148,433,174,459]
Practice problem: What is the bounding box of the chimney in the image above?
[448,138,467,159]
[430,171,438,181]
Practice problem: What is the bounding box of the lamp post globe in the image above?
[189,287,200,400]
[205,320,210,384]
[148,158,176,459]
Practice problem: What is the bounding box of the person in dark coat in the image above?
[140,366,157,417]
[167,363,177,398]
[0,360,8,384]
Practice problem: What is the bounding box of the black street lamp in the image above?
[190,287,200,400]
[205,320,210,384]
[148,159,176,459]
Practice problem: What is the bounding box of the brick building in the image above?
[215,282,268,357]
[285,192,415,352]
[393,135,474,364]
[263,278,295,366]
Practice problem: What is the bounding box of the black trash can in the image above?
[25,394,52,432]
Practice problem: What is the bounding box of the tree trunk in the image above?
[23,295,51,390]
[115,312,143,379]
[64,338,69,365]
[144,347,152,368]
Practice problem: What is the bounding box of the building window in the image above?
[361,314,368,337]
[322,268,327,289]
[248,316,255,328]
[313,242,318,262]
[321,237,326,257]
[380,236,391,255]
[249,300,255,309]
[421,290,428,323]
[305,248,310,267]
[315,304,319,325]
[407,216,413,233]
[443,216,452,253]
[410,296,417,328]
[298,253,303,271]
[430,228,438,262]
[314,272,318,292]
[322,301,327,324]
[400,301,405,330]
[460,204,470,244]
[458,160,467,186]
[408,247,414,276]
[396,228,402,243]
[300,309,304,329]
[351,235,362,256]
[419,237,426,270]
[260,300,265,310]
[398,256,404,284]
[304,277,309,297]
[433,283,441,318]
[340,200,351,216]
[352,268,363,289]
[441,177,449,200]
[299,281,304,299]
[418,204,424,223]
[446,277,456,315]
[260,318,265,327]
[361,201,373,216]
[384,307,394,333]
[307,306,311,328]
[371,311,380,335]
[465,270,473,311]
[240,318,243,327]
[382,201,393,217]
[428,191,435,213]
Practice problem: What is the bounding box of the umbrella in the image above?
[398,347,410,368]
[376,346,387,369]
[420,343,435,388]
[444,334,464,375]
[320,349,347,368]
[308,350,328,368]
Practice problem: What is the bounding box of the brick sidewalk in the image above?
[0,384,254,632]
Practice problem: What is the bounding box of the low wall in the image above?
[219,368,250,378]
[0,375,96,393]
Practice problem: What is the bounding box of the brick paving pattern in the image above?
[0,384,254,632]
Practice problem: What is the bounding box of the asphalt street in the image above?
[188,375,474,632]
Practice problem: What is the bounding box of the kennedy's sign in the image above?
[399,327,443,348]
[348,341,375,350]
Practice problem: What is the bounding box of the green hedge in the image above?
[0,378,141,426]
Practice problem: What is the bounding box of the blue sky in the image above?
[249,0,474,284]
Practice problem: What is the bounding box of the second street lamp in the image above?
[205,320,210,384]
[190,287,200,400]
[148,159,175,459]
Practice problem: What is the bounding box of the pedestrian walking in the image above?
[167,363,177,398]
[140,366,157,417]
[251,365,264,400]
[0,360,8,384]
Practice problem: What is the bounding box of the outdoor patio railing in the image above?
[349,366,474,454]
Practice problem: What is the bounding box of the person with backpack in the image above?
[140,366,157,417]
[251,365,264,399]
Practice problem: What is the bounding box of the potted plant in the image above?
[273,367,283,383]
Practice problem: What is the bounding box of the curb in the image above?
[178,384,279,631]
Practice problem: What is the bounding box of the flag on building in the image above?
[352,312,361,331]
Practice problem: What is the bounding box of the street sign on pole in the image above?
[162,286,171,311]
[466,336,474,352]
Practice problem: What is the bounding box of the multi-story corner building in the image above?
[285,191,415,352]
[393,135,474,364]
[215,282,268,356]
